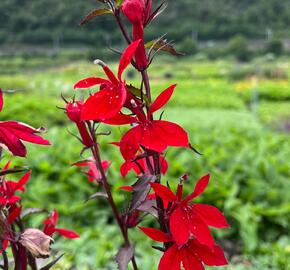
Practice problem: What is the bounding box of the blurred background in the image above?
[0,0,290,269]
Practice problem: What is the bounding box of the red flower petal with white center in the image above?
[181,248,205,270]
[118,39,141,79]
[141,120,189,153]
[189,240,228,266]
[139,227,172,242]
[81,84,126,121]
[54,228,79,239]
[0,126,26,157]
[120,125,142,160]
[150,183,177,202]
[192,204,230,229]
[169,206,190,246]
[158,244,181,270]
[183,174,210,204]
[74,77,110,89]
[148,84,176,118]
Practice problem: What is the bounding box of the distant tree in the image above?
[265,38,284,56]
[227,35,249,61]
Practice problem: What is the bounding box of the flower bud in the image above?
[66,101,83,123]
[121,0,146,25]
[19,228,54,259]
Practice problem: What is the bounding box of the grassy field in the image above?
[0,53,290,269]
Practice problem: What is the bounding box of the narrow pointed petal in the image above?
[104,114,137,125]
[151,183,177,202]
[54,228,80,238]
[15,171,31,190]
[74,77,110,89]
[8,206,22,224]
[148,84,176,117]
[118,39,141,79]
[158,244,181,270]
[192,204,230,228]
[183,174,210,204]
[170,207,190,246]
[139,227,172,242]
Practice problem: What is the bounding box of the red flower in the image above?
[121,0,151,69]
[43,210,79,239]
[0,168,31,205]
[65,101,93,147]
[0,90,50,157]
[74,158,109,183]
[74,40,141,122]
[151,174,230,247]
[120,84,189,160]
[139,228,228,270]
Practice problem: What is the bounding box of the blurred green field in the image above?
[0,54,290,270]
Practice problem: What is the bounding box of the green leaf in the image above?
[145,39,185,56]
[40,254,64,270]
[115,0,125,8]
[80,8,113,25]
[126,84,149,105]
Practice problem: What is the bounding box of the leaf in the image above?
[85,192,108,202]
[0,167,28,177]
[80,8,112,25]
[20,208,46,219]
[115,245,134,270]
[145,39,184,56]
[40,254,64,270]
[115,0,125,8]
[126,84,149,104]
[128,174,156,213]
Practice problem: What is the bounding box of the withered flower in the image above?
[19,228,54,258]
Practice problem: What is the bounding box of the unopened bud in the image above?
[19,229,54,259]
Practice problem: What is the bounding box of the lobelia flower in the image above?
[74,40,141,122]
[0,90,50,157]
[151,174,230,248]
[121,0,152,70]
[74,158,110,183]
[65,100,93,147]
[0,169,31,205]
[43,210,79,239]
[139,227,228,270]
[120,84,189,160]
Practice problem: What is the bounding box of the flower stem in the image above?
[87,123,138,270]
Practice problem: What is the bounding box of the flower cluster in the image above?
[0,91,78,269]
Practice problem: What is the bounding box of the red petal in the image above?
[74,77,110,89]
[0,126,26,157]
[159,156,168,175]
[8,206,22,224]
[150,183,177,202]
[139,227,172,242]
[54,228,79,238]
[188,215,215,248]
[51,209,59,225]
[158,244,181,270]
[0,90,3,112]
[190,240,228,266]
[119,186,133,192]
[104,113,137,125]
[181,248,205,270]
[183,174,210,204]
[170,207,190,246]
[120,126,142,160]
[148,84,176,118]
[15,171,31,191]
[81,85,126,121]
[141,120,189,152]
[118,39,141,79]
[192,204,230,228]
